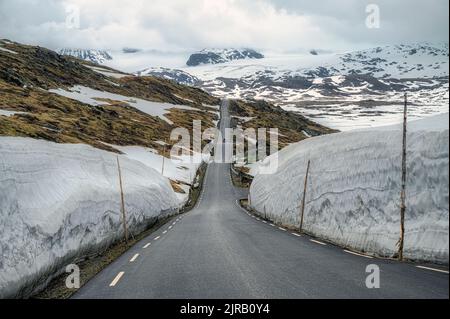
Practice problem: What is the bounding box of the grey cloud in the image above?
[0,0,447,52]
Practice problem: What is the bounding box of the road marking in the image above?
[154,236,160,241]
[344,249,373,259]
[416,266,449,274]
[256,218,261,221]
[172,222,176,225]
[278,227,287,231]
[109,272,125,287]
[310,239,327,246]
[291,233,301,237]
[270,224,275,227]
[168,226,173,230]
[262,220,267,224]
[143,243,151,249]
[162,230,167,234]
[129,253,139,262]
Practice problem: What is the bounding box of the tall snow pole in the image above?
[161,141,166,176]
[117,156,128,244]
[299,159,311,233]
[398,93,408,261]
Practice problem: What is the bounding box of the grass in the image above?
[229,99,337,149]
[0,41,220,155]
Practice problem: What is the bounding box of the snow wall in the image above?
[0,137,179,298]
[249,114,449,264]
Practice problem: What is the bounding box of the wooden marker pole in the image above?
[299,159,311,233]
[398,93,408,261]
[117,156,128,244]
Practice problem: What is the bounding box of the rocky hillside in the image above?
[0,40,220,155]
[1,40,333,157]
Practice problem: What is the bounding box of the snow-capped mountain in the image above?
[179,43,448,131]
[135,67,200,86]
[58,48,113,64]
[186,48,264,66]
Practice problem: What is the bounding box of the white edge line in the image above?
[310,239,327,246]
[129,253,139,262]
[109,272,125,287]
[416,266,449,274]
[343,249,373,259]
[143,243,151,249]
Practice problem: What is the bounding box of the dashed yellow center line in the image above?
[109,272,125,287]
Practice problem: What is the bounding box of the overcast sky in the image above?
[0,0,448,52]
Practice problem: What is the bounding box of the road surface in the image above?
[74,100,448,299]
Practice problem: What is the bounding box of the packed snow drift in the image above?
[0,137,180,298]
[249,114,449,263]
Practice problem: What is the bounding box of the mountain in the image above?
[182,42,449,131]
[186,48,264,66]
[57,48,113,64]
[122,47,141,54]
[135,67,201,86]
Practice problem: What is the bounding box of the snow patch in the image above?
[49,85,196,124]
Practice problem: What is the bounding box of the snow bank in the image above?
[111,144,206,204]
[249,114,449,263]
[0,137,179,298]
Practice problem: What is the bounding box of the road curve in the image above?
[73,100,448,299]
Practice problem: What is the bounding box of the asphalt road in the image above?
[73,100,449,299]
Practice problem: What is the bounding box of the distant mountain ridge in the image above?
[135,67,200,86]
[57,48,113,64]
[186,48,264,66]
[134,42,449,131]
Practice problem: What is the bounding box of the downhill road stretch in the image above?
[74,100,448,299]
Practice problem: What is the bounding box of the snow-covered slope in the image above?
[0,137,180,298]
[249,114,449,263]
[58,48,113,64]
[129,43,448,131]
[186,48,264,66]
